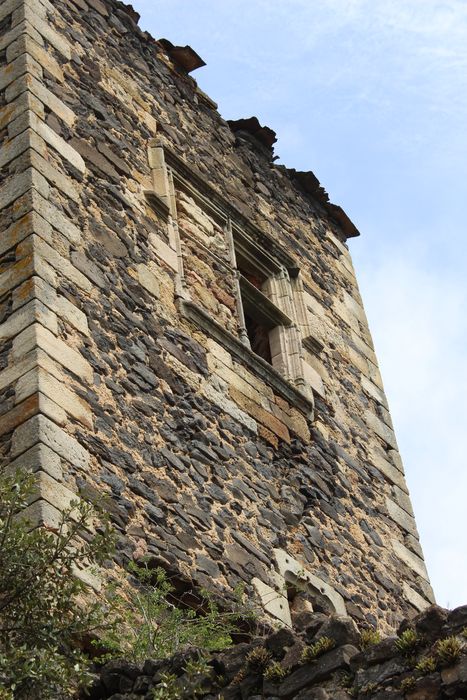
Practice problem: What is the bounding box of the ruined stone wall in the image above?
[0,0,433,631]
[88,604,467,699]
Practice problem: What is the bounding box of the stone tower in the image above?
[0,0,434,631]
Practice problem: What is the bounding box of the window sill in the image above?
[179,299,314,419]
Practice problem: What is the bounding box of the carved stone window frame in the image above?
[252,549,347,627]
[146,138,314,418]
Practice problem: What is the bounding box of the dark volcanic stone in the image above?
[447,605,467,632]
[278,645,358,697]
[100,659,139,693]
[350,636,398,670]
[315,615,360,647]
[412,604,449,641]
[294,611,328,640]
[265,628,298,658]
[196,554,220,577]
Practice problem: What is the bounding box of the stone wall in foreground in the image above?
[88,604,467,699]
[0,0,433,629]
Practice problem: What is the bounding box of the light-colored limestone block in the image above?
[27,150,79,202]
[361,375,388,408]
[302,360,326,398]
[6,34,64,82]
[16,367,93,428]
[55,295,89,335]
[130,263,160,298]
[11,413,90,470]
[0,127,46,169]
[0,167,49,211]
[149,233,178,272]
[365,409,398,450]
[6,74,75,126]
[7,442,63,482]
[12,323,93,382]
[9,110,85,172]
[274,549,347,616]
[0,51,42,91]
[0,18,44,51]
[0,297,57,340]
[385,497,419,538]
[11,6,72,60]
[201,379,257,433]
[252,577,292,627]
[13,275,56,311]
[17,235,92,292]
[369,448,408,491]
[392,539,430,581]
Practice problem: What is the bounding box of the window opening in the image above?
[285,572,337,616]
[244,312,273,363]
[234,235,292,366]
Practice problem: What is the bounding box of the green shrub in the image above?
[301,636,336,662]
[151,657,213,699]
[0,470,114,699]
[359,627,381,650]
[415,655,437,674]
[246,646,271,669]
[435,636,463,665]
[395,629,419,655]
[101,560,250,663]
[263,661,288,681]
[400,675,416,692]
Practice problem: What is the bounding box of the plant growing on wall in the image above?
[100,560,251,663]
[0,470,114,700]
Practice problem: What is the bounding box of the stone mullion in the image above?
[0,0,96,554]
[147,142,191,300]
[265,270,307,391]
[225,217,250,348]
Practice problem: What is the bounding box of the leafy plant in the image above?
[101,560,249,663]
[301,636,336,662]
[152,657,212,699]
[231,667,247,685]
[395,629,419,655]
[263,661,288,681]
[246,646,272,669]
[359,627,381,650]
[0,469,114,699]
[435,636,463,665]
[415,655,437,674]
[360,682,378,695]
[152,671,179,700]
[400,675,416,692]
[341,672,355,689]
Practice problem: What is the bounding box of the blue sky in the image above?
[132,0,467,609]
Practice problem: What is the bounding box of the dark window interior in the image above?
[236,250,285,366]
[236,255,267,290]
[244,312,272,364]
